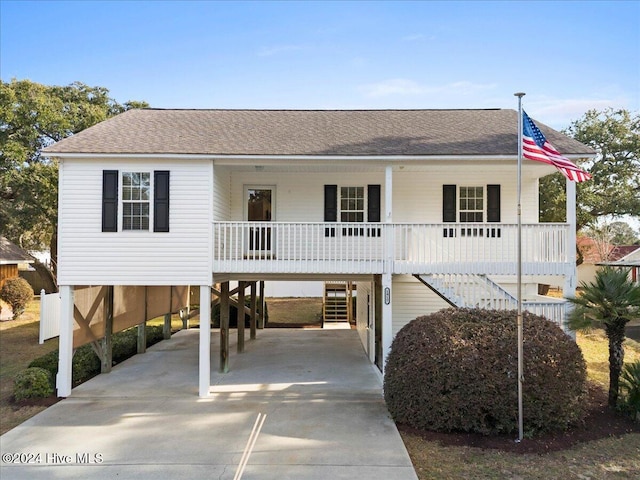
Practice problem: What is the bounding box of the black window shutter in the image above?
[442,185,456,222]
[487,184,501,222]
[102,170,118,232]
[324,185,337,221]
[367,184,381,222]
[324,185,337,237]
[154,171,170,232]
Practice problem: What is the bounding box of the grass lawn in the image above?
[0,298,59,435]
[265,297,323,326]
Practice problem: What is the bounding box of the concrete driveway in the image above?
[0,328,418,479]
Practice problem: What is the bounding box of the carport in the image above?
[1,327,417,480]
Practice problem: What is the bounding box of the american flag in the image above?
[522,111,591,182]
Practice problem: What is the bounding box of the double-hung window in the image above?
[122,172,151,230]
[458,186,484,223]
[340,187,365,222]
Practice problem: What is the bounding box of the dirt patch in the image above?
[397,383,639,454]
[10,395,62,409]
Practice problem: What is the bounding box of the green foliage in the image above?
[619,361,640,421]
[607,221,640,245]
[27,350,59,385]
[567,268,640,331]
[212,296,268,327]
[27,325,166,388]
[13,367,54,401]
[0,277,33,319]
[384,308,587,436]
[567,267,640,407]
[0,79,148,261]
[540,108,640,230]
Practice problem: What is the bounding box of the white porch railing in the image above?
[213,222,386,274]
[394,223,570,275]
[212,222,571,275]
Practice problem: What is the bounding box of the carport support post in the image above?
[163,313,172,340]
[250,282,257,340]
[199,285,211,397]
[258,281,265,329]
[138,286,147,354]
[57,285,74,397]
[220,282,230,373]
[102,286,114,373]
[237,281,245,353]
[381,272,393,375]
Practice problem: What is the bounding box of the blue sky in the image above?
[1,0,639,130]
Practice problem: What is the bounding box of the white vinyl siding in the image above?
[229,171,384,222]
[57,158,212,285]
[355,281,373,358]
[213,165,231,221]
[392,167,538,224]
[391,275,450,336]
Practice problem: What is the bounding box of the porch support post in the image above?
[381,272,393,374]
[57,285,74,397]
[385,165,393,222]
[237,281,245,353]
[220,282,230,373]
[564,178,577,335]
[199,284,211,397]
[381,165,394,372]
[250,282,257,340]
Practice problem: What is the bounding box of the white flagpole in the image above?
[514,92,525,443]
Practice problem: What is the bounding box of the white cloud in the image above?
[358,78,497,99]
[525,95,631,129]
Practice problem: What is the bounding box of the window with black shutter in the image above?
[442,184,502,238]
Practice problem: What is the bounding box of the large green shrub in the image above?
[0,277,34,319]
[619,361,640,422]
[14,367,54,401]
[384,308,587,436]
[27,325,166,388]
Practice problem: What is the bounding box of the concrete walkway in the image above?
[0,329,418,479]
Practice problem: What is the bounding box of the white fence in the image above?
[39,289,60,343]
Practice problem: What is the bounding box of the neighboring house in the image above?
[577,236,640,285]
[0,236,35,289]
[43,108,594,397]
[596,245,640,284]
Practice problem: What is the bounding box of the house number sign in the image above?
[384,287,390,305]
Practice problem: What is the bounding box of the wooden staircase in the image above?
[323,282,353,324]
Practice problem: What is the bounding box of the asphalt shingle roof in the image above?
[43,109,595,157]
[0,236,34,264]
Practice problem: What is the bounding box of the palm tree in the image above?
[567,267,640,408]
